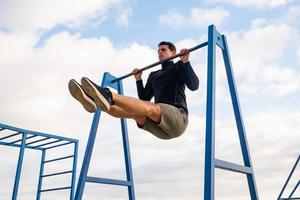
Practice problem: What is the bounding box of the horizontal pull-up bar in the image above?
[111,41,208,83]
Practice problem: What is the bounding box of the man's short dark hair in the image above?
[158,41,176,52]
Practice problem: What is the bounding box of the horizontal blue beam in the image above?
[86,176,132,186]
[43,155,74,164]
[0,132,20,141]
[0,123,78,142]
[0,141,43,150]
[26,137,49,145]
[33,139,62,148]
[39,186,71,193]
[42,170,73,178]
[45,141,73,150]
[215,159,253,174]
[8,135,37,145]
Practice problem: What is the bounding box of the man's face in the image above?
[158,45,176,61]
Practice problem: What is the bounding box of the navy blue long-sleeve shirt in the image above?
[136,60,199,115]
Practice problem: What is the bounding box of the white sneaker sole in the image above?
[68,79,97,113]
[81,77,110,112]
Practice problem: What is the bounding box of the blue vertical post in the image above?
[221,35,259,200]
[75,76,107,200]
[118,80,135,199]
[70,141,78,200]
[75,72,135,200]
[12,132,27,200]
[36,150,46,200]
[277,155,300,200]
[204,24,217,200]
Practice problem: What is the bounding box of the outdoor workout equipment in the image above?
[75,24,259,200]
[0,123,78,200]
[277,155,300,200]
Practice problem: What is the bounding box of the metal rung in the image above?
[45,141,73,150]
[215,159,253,174]
[26,137,49,145]
[86,176,132,186]
[8,135,37,145]
[43,155,74,164]
[42,170,73,178]
[280,198,300,200]
[39,186,71,193]
[34,139,62,148]
[0,132,20,140]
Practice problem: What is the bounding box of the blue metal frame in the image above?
[204,25,259,199]
[75,72,135,200]
[277,155,300,200]
[0,123,78,200]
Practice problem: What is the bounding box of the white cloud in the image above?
[116,8,132,26]
[159,7,230,30]
[0,0,123,32]
[226,24,300,97]
[207,0,289,9]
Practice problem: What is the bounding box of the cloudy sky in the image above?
[0,0,300,199]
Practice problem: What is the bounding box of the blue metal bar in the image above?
[278,155,300,200]
[204,24,217,200]
[221,34,259,200]
[43,155,74,164]
[0,132,21,141]
[0,123,77,142]
[215,159,253,174]
[40,186,71,193]
[75,74,108,200]
[34,139,62,148]
[111,41,208,83]
[118,80,135,200]
[0,141,43,150]
[70,142,78,200]
[26,137,50,145]
[12,133,26,200]
[288,180,300,199]
[44,141,73,150]
[42,170,73,178]
[86,176,132,186]
[8,135,37,145]
[36,150,46,200]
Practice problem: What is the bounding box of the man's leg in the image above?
[111,93,161,123]
[108,104,146,125]
[80,77,161,123]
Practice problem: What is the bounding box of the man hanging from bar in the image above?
[68,41,199,139]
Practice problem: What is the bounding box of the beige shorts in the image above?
[137,103,188,139]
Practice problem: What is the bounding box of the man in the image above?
[68,41,199,139]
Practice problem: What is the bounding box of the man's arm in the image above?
[179,49,199,91]
[132,68,153,101]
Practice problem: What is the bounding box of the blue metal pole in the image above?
[221,35,259,200]
[204,24,217,200]
[118,80,135,200]
[75,74,107,200]
[12,132,27,200]
[70,142,78,200]
[277,155,300,200]
[36,150,46,200]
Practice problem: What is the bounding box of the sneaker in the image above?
[80,77,113,112]
[68,79,97,113]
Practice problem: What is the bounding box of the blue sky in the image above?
[0,0,300,199]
